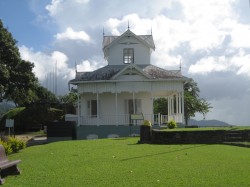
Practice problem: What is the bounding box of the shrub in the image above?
[0,136,26,154]
[0,140,13,155]
[8,137,26,153]
[142,120,151,126]
[167,119,177,129]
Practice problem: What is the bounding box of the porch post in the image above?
[178,92,181,123]
[178,92,181,114]
[182,90,185,125]
[176,93,178,115]
[151,83,154,125]
[168,96,170,121]
[171,95,174,115]
[77,92,80,126]
[97,90,99,126]
[151,90,155,125]
[115,91,118,126]
[133,91,135,114]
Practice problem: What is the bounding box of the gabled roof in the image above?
[69,64,187,83]
[102,29,155,59]
[110,64,151,80]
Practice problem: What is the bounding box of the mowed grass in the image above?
[162,126,250,132]
[6,138,250,187]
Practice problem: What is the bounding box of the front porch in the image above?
[72,78,186,127]
[79,113,183,126]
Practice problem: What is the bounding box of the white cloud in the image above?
[55,27,90,42]
[230,23,250,48]
[188,56,230,75]
[19,45,73,82]
[46,0,63,16]
[75,0,89,4]
[77,60,99,72]
[46,0,89,16]
[188,50,250,78]
[231,50,250,78]
[180,0,235,23]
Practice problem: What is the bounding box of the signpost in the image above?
[5,119,14,136]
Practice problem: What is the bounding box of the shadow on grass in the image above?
[112,138,130,141]
[121,144,208,161]
[223,142,250,148]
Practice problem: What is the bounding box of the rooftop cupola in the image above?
[102,29,155,65]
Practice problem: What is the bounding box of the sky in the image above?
[0,0,250,126]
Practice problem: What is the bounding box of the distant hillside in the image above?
[189,119,232,127]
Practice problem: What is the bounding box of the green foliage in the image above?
[153,79,212,127]
[167,119,177,129]
[7,136,26,153]
[33,85,58,103]
[0,20,38,106]
[0,136,26,154]
[0,140,12,154]
[153,98,167,114]
[5,107,25,118]
[142,120,151,126]
[0,106,64,132]
[184,79,212,126]
[59,92,77,104]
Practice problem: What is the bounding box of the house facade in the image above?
[69,29,189,138]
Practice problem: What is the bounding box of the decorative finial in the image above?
[128,20,130,30]
[179,59,182,71]
[103,27,105,36]
[75,61,77,73]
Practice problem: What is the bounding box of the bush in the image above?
[0,106,65,132]
[8,136,26,153]
[167,119,177,129]
[142,120,151,126]
[0,140,12,155]
[0,136,26,154]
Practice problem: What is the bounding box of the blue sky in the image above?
[0,0,250,125]
[0,1,52,49]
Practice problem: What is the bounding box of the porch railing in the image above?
[78,113,183,126]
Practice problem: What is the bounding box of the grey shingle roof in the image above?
[69,64,186,83]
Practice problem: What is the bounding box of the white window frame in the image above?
[87,100,98,117]
[123,48,134,64]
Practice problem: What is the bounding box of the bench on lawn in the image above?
[0,145,21,184]
[130,113,144,125]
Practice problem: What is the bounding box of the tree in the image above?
[0,19,37,105]
[153,79,212,126]
[33,84,58,103]
[59,92,77,105]
[184,79,212,126]
[154,98,168,115]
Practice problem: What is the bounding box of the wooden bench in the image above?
[130,113,144,125]
[0,145,21,184]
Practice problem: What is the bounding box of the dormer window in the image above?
[123,48,134,64]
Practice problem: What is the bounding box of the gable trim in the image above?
[110,64,150,80]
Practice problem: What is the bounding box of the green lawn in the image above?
[162,126,250,131]
[6,138,250,187]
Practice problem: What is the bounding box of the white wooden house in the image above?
[69,29,189,129]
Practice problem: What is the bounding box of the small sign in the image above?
[5,119,14,128]
[131,114,144,120]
